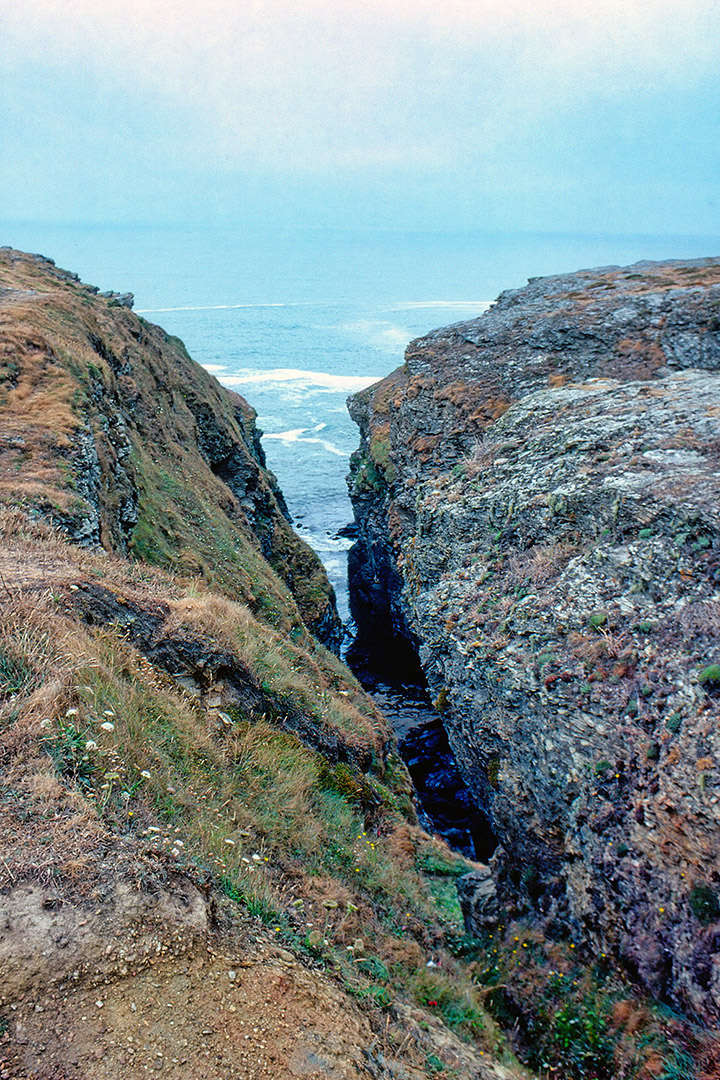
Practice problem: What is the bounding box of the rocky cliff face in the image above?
[0,247,341,648]
[348,258,720,1018]
[0,250,524,1080]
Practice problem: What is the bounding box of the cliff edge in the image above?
[0,247,341,648]
[348,258,720,1020]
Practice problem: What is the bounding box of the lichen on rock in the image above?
[347,256,720,1019]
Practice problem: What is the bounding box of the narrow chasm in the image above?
[346,638,497,861]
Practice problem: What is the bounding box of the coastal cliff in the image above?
[348,258,720,1020]
[0,249,522,1080]
[0,247,341,649]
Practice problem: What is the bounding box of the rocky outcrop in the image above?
[348,257,720,1018]
[0,248,341,648]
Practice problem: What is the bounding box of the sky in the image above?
[1,0,719,234]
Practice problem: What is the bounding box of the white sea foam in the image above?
[203,363,227,373]
[220,368,381,393]
[137,300,492,315]
[295,525,353,552]
[136,302,310,313]
[340,319,411,349]
[263,428,347,458]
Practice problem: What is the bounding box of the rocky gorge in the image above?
[2,246,720,1079]
[0,248,525,1080]
[347,257,720,1023]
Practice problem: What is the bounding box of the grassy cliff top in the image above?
[0,247,340,646]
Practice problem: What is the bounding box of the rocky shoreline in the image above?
[347,257,720,1019]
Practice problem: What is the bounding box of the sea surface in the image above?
[3,222,719,624]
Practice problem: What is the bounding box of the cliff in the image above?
[348,258,720,1022]
[0,247,341,648]
[0,250,521,1080]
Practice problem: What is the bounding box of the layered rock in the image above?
[348,257,720,1017]
[0,247,341,648]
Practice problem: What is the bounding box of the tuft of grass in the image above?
[43,717,95,791]
[661,1050,697,1080]
[412,967,485,1039]
[0,646,35,696]
[415,846,470,878]
[688,884,720,924]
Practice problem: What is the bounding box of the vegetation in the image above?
[0,513,514,1071]
[698,664,720,686]
[688,884,720,924]
[445,924,719,1079]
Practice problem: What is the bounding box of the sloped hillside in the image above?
[0,247,340,647]
[0,250,524,1080]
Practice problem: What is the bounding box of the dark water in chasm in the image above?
[346,644,497,859]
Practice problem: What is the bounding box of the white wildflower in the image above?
[100,722,115,732]
[85,740,98,750]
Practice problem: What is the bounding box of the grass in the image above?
[0,524,516,1069]
[0,645,35,696]
[0,247,337,642]
[446,920,720,1079]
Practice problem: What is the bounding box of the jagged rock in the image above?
[457,866,498,935]
[100,290,134,308]
[347,257,720,1018]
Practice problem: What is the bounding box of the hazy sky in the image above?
[2,0,719,233]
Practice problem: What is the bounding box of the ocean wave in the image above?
[137,300,492,315]
[340,319,411,349]
[220,368,381,393]
[263,427,348,458]
[294,526,353,553]
[136,302,313,313]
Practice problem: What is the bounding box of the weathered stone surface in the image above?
[457,865,498,936]
[348,257,720,1017]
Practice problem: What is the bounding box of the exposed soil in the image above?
[0,882,513,1080]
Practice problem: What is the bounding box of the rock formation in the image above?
[0,247,341,649]
[348,258,720,1018]
[0,249,519,1080]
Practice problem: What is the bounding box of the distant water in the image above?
[3,222,719,623]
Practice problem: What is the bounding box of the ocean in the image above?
[3,222,719,623]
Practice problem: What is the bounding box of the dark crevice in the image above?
[346,637,497,860]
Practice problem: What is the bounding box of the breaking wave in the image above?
[219,368,381,394]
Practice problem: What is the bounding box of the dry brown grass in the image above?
[507,541,578,584]
[461,438,503,477]
[0,561,510,1066]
